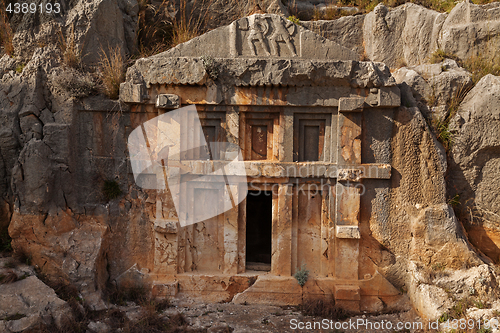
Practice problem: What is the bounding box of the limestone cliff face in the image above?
[303,1,500,68]
[1,0,500,321]
[448,75,500,262]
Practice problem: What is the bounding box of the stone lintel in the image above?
[170,161,391,179]
[122,84,403,108]
[124,58,396,90]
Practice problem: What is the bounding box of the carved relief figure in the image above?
[247,16,271,56]
[269,16,297,57]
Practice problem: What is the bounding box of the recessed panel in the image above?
[293,113,331,162]
[251,125,268,160]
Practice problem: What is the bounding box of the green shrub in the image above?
[433,117,452,150]
[448,194,460,207]
[294,263,309,287]
[15,63,24,73]
[287,15,300,25]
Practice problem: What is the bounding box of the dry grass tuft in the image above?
[429,83,472,151]
[136,0,215,57]
[99,46,126,100]
[12,246,32,266]
[290,0,500,17]
[170,0,213,47]
[59,25,82,69]
[462,53,500,85]
[106,283,150,306]
[429,49,461,64]
[136,0,173,57]
[301,298,352,320]
[0,270,18,284]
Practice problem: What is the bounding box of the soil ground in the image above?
[168,299,429,332]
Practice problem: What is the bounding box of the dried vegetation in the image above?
[286,0,500,19]
[136,0,221,57]
[22,277,192,333]
[98,46,126,100]
[427,48,500,152]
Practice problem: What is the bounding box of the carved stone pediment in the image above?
[158,14,359,61]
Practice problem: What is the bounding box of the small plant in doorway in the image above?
[294,263,309,287]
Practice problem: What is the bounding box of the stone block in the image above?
[156,94,180,109]
[336,225,361,239]
[335,285,361,300]
[152,281,178,297]
[338,97,365,112]
[378,86,401,107]
[232,276,303,306]
[120,82,146,103]
[335,285,361,312]
[154,219,178,234]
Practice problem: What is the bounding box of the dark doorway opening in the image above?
[246,191,272,271]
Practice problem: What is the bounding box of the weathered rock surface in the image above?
[438,1,500,62]
[12,0,138,64]
[393,59,473,120]
[66,0,139,64]
[0,275,73,332]
[304,1,500,68]
[301,14,365,57]
[9,211,110,310]
[408,261,500,320]
[449,74,500,263]
[362,104,485,311]
[1,0,498,322]
[0,45,130,310]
